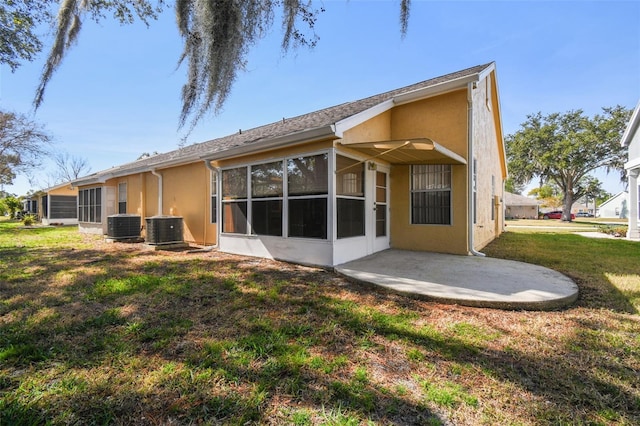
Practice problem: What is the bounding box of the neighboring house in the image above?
[571,196,596,216]
[504,192,539,219]
[21,183,79,225]
[21,196,38,216]
[597,192,629,219]
[622,100,640,240]
[72,62,507,266]
[39,183,79,225]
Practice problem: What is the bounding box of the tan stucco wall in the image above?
[389,164,469,254]
[471,72,505,250]
[105,164,218,246]
[158,162,216,245]
[391,89,469,157]
[48,184,77,196]
[389,90,470,254]
[341,111,392,144]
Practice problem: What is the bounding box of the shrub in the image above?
[22,214,37,226]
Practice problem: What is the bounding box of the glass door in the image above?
[371,167,390,253]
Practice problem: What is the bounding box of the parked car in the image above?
[542,210,576,220]
[575,212,594,217]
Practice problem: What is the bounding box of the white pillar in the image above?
[627,168,640,240]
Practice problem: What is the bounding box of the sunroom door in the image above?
[370,166,390,253]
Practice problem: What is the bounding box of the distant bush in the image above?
[597,224,628,237]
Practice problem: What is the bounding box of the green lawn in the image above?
[1,218,639,425]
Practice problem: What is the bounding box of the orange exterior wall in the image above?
[390,90,470,254]
[106,163,217,245]
[389,164,469,254]
[48,184,77,197]
[160,162,216,245]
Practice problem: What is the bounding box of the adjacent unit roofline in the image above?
[201,125,336,162]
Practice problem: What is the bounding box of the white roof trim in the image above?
[334,63,494,137]
[202,125,336,162]
[621,100,640,147]
[334,99,394,138]
[392,74,478,106]
[624,156,640,171]
[477,62,496,82]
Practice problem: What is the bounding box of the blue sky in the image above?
[1,0,639,196]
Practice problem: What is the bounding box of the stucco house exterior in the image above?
[504,192,539,219]
[622,100,640,240]
[597,192,629,219]
[72,62,507,266]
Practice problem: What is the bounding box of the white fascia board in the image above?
[392,74,480,106]
[333,99,394,138]
[621,100,640,147]
[201,125,336,161]
[72,175,109,187]
[477,62,496,82]
[432,141,468,165]
[624,157,640,171]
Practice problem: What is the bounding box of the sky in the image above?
[1,0,639,196]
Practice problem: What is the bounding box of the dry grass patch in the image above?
[1,219,639,425]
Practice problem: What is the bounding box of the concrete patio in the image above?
[335,250,579,311]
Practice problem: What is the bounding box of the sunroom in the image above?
[208,147,392,266]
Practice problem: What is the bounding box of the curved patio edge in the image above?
[334,250,579,311]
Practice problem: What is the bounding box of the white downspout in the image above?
[467,82,486,257]
[151,169,163,215]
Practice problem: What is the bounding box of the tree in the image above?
[504,177,525,194]
[2,1,411,131]
[52,151,91,183]
[0,110,52,186]
[507,107,631,221]
[0,195,23,218]
[0,0,55,71]
[528,184,562,209]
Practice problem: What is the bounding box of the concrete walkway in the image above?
[335,250,579,311]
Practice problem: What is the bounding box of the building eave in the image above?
[621,100,640,147]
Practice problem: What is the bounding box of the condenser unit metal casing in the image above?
[145,216,184,245]
[107,214,141,239]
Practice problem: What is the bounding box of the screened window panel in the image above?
[252,200,283,236]
[252,162,283,198]
[336,155,364,196]
[50,195,77,219]
[222,167,248,200]
[287,154,328,196]
[376,208,386,236]
[337,198,365,239]
[288,198,327,239]
[222,201,247,234]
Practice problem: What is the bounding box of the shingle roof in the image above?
[74,62,493,185]
[504,192,540,206]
